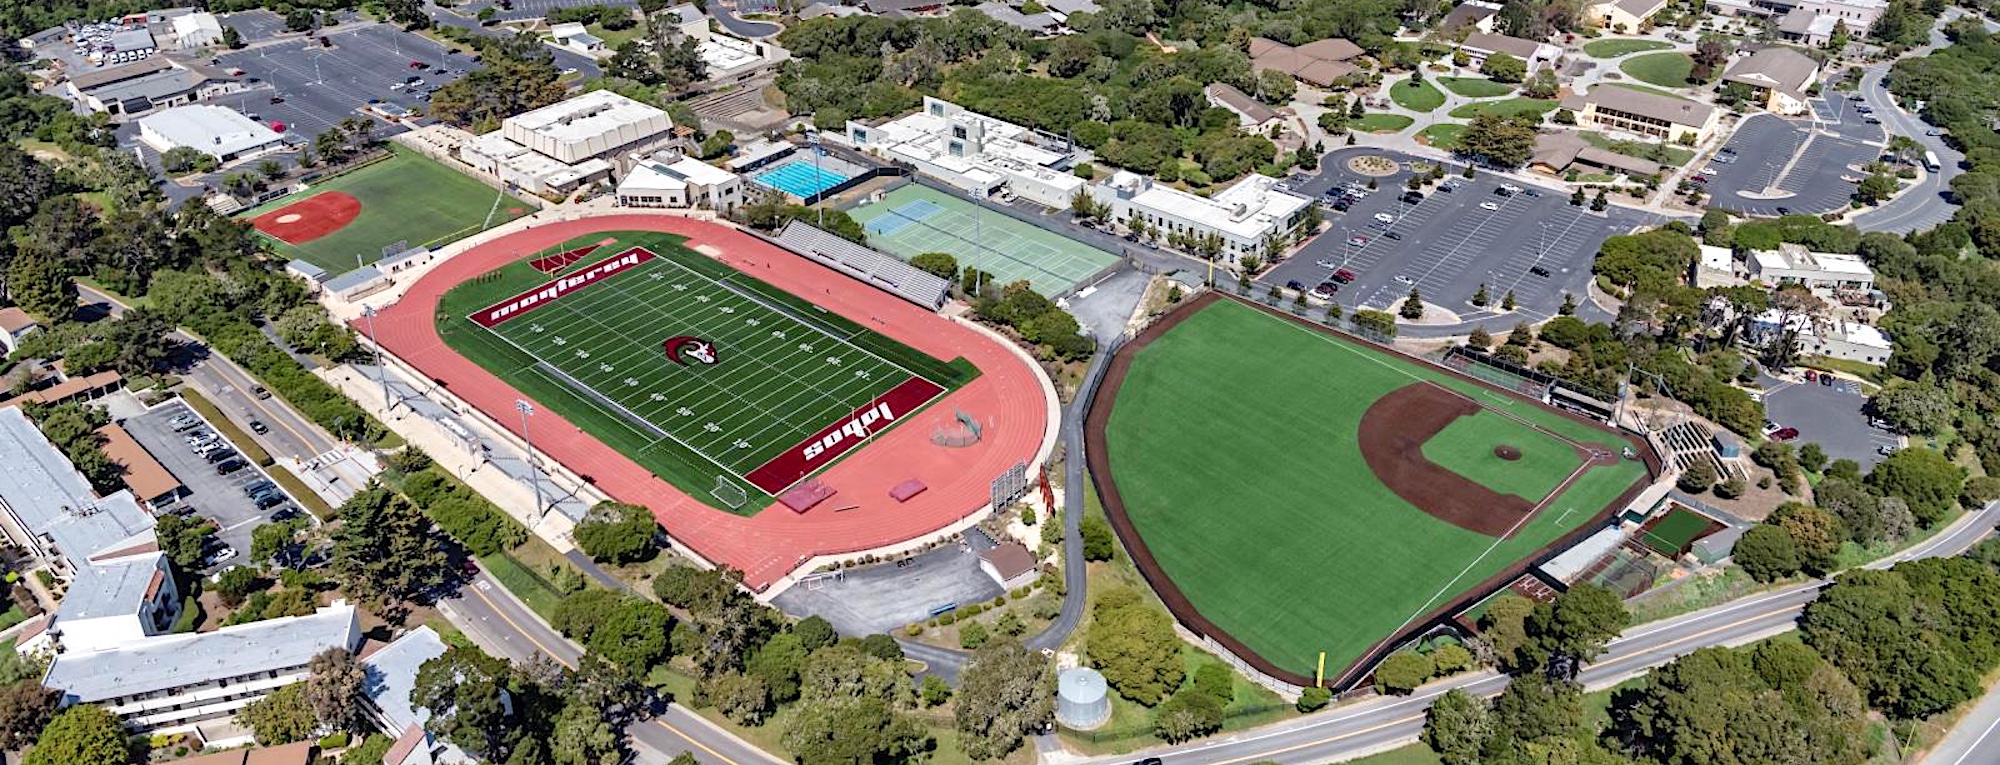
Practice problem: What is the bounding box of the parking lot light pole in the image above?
[516,399,546,518]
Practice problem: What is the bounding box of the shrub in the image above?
[959,621,989,649]
[1297,686,1332,712]
[318,732,350,748]
[1373,652,1435,694]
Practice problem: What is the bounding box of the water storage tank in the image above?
[1057,667,1110,730]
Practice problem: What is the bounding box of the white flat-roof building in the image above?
[1087,170,1312,264]
[170,12,223,50]
[548,22,606,56]
[1747,243,1873,290]
[44,603,363,736]
[658,4,790,82]
[363,627,475,765]
[615,152,745,212]
[458,90,678,196]
[138,105,286,162]
[840,96,1086,208]
[1749,309,1892,364]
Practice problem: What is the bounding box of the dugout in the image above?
[1549,384,1616,422]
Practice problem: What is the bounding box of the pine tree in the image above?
[1325,303,1344,324]
[1400,286,1425,319]
[1468,326,1492,349]
[1471,283,1490,306]
[1502,290,1517,311]
[1558,292,1576,315]
[1570,187,1586,206]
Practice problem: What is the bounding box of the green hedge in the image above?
[392,467,528,556]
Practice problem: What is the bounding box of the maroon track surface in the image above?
[367,216,1050,590]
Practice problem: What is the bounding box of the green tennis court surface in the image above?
[1102,299,1647,676]
[241,145,533,272]
[848,184,1117,295]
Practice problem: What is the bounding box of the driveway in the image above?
[1758,373,1898,470]
[123,401,309,571]
[770,535,1004,638]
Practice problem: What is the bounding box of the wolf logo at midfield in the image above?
[663,335,719,366]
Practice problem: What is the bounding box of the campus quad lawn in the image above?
[1619,52,1696,88]
[1390,78,1446,112]
[1102,300,1646,676]
[1579,131,1697,167]
[1438,77,1514,98]
[1448,98,1559,119]
[1353,113,1416,133]
[1418,123,1467,149]
[1421,412,1584,502]
[240,145,533,272]
[1583,38,1676,58]
[435,230,973,509]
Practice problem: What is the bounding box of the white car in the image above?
[1499,183,1522,193]
[1479,201,1500,211]
[1373,212,1396,224]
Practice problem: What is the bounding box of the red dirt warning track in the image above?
[250,192,361,245]
[367,215,1050,591]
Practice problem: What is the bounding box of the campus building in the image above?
[62,57,218,115]
[1087,170,1312,264]
[1440,1,1502,33]
[840,96,1087,208]
[659,4,791,83]
[459,90,681,196]
[1561,86,1720,144]
[615,151,746,212]
[1749,310,1892,364]
[548,22,606,56]
[1746,243,1875,290]
[1722,46,1821,115]
[975,2,1061,34]
[1204,83,1282,133]
[1775,0,1885,44]
[169,12,224,50]
[1585,0,1669,29]
[138,104,287,162]
[362,626,476,765]
[1456,32,1562,73]
[0,307,38,356]
[1248,36,1364,88]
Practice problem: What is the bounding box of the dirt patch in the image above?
[250,191,362,245]
[1358,383,1550,537]
[1495,445,1522,461]
[1346,155,1400,177]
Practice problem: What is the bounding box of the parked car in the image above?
[1373,212,1396,224]
[1528,266,1551,277]
[1286,280,1305,291]
[1346,235,1370,246]
[1877,444,1899,456]
[206,449,237,464]
[1332,268,1357,283]
[170,414,200,431]
[1311,282,1338,298]
[253,493,286,510]
[1769,427,1799,442]
[1385,231,1403,240]
[216,458,248,475]
[1479,201,1500,211]
[243,480,276,497]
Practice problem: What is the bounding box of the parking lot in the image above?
[217,9,293,42]
[214,24,478,140]
[1759,373,1899,470]
[458,0,638,23]
[1704,114,1877,217]
[122,401,307,573]
[771,535,1004,637]
[1265,149,1655,322]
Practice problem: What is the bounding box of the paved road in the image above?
[709,4,780,37]
[1926,666,2000,765]
[420,0,604,79]
[1851,9,1985,234]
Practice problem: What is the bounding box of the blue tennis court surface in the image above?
[753,159,852,198]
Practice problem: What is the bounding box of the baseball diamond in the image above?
[1088,294,1655,687]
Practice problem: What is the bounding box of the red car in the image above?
[1804,370,1818,381]
[1770,427,1800,442]
[410,60,425,68]
[1333,268,1357,283]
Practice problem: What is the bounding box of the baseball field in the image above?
[435,230,975,510]
[243,145,534,272]
[1093,296,1649,681]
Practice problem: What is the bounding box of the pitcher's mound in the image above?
[1494,445,1522,461]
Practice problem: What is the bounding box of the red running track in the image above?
[367,215,1051,591]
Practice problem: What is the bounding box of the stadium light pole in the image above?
[809,130,825,227]
[361,305,392,416]
[516,399,546,518]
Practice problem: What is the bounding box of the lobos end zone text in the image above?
[471,248,657,328]
[744,376,945,494]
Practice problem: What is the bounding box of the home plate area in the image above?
[471,246,946,496]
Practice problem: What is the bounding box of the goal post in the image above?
[712,475,749,509]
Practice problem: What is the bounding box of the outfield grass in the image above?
[1619,52,1696,88]
[1437,77,1514,98]
[1101,299,1647,676]
[1583,38,1675,58]
[1418,123,1467,149]
[1421,412,1584,502]
[1354,113,1416,133]
[436,230,975,508]
[1447,98,1559,119]
[240,145,535,273]
[1390,79,1446,112]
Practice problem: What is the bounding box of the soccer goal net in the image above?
[712,476,749,510]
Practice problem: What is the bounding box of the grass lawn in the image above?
[1064,644,1297,754]
[1578,131,1697,167]
[1618,52,1696,88]
[1101,299,1648,678]
[1354,113,1416,133]
[1390,79,1446,112]
[1584,38,1676,58]
[1448,98,1559,119]
[1418,123,1468,149]
[436,230,973,506]
[1421,412,1583,501]
[238,145,535,273]
[1438,77,1514,98]
[477,548,568,621]
[586,18,647,48]
[267,464,336,519]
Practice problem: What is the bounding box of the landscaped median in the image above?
[179,389,273,467]
[1354,113,1416,133]
[1438,76,1514,98]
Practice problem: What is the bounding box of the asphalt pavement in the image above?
[123,401,309,570]
[1852,65,1965,233]
[1758,372,1898,470]
[1702,113,1872,217]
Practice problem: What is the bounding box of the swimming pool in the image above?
[752,158,852,199]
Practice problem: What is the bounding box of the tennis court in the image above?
[752,158,853,198]
[847,184,1117,296]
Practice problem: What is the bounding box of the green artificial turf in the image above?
[1619,52,1696,88]
[1447,98,1560,119]
[1639,507,1712,555]
[1101,300,1647,676]
[1390,78,1447,112]
[435,230,974,508]
[241,145,534,272]
[1353,113,1416,133]
[1583,38,1676,58]
[1437,77,1514,98]
[1421,412,1584,502]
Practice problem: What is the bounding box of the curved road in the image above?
[709,4,781,37]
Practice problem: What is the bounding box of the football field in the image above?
[439,232,966,504]
[1096,297,1649,679]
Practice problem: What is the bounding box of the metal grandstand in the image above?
[771,220,952,309]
